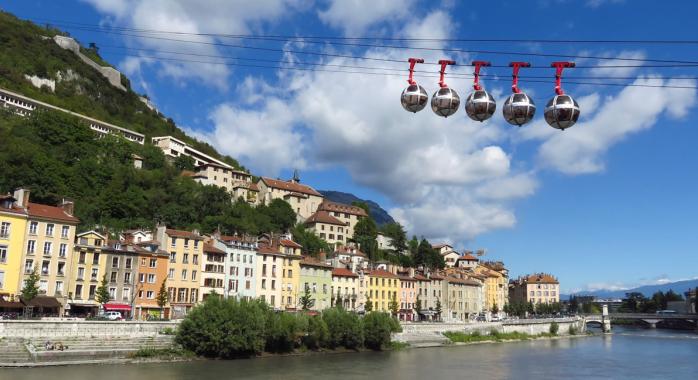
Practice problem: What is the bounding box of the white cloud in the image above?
[537,77,697,175]
[319,0,415,36]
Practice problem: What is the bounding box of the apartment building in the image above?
[474,265,508,312]
[0,192,28,297]
[315,200,367,239]
[133,241,169,319]
[329,245,368,272]
[509,273,560,305]
[304,211,349,250]
[199,242,226,301]
[415,272,444,321]
[443,276,483,322]
[101,240,139,313]
[456,252,479,269]
[366,269,400,313]
[330,267,366,311]
[299,255,333,311]
[256,245,284,309]
[152,136,231,168]
[156,227,204,318]
[257,177,323,221]
[397,274,417,321]
[280,239,302,310]
[69,231,107,316]
[218,235,257,301]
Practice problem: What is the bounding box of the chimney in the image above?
[60,198,74,216]
[13,188,30,208]
[319,249,327,262]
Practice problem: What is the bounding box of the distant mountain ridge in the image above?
[564,278,698,300]
[319,190,395,226]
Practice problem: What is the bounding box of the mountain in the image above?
[564,278,698,300]
[319,190,395,226]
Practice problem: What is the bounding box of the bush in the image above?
[303,315,329,350]
[175,297,268,358]
[363,312,401,350]
[265,311,303,353]
[322,307,364,349]
[549,321,559,335]
[568,325,578,335]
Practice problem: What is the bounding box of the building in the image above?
[100,240,139,317]
[120,229,152,244]
[279,239,303,310]
[193,163,257,204]
[474,264,508,312]
[69,231,107,316]
[152,136,231,168]
[256,244,284,309]
[509,273,560,305]
[434,244,459,268]
[156,227,204,318]
[397,274,417,321]
[257,177,323,221]
[14,191,79,314]
[0,192,29,299]
[0,87,145,144]
[329,245,368,272]
[199,242,226,301]
[218,235,257,301]
[304,211,349,250]
[299,254,333,311]
[376,232,393,251]
[330,267,366,312]
[315,200,367,239]
[455,252,479,269]
[132,241,169,319]
[443,275,483,322]
[366,268,400,313]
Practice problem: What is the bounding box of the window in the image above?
[123,288,130,301]
[0,222,10,238]
[61,226,70,238]
[77,267,84,280]
[271,280,276,290]
[171,237,177,248]
[29,221,38,235]
[112,257,119,268]
[88,285,96,299]
[43,242,52,256]
[59,243,67,257]
[110,271,117,282]
[0,245,7,263]
[57,262,65,276]
[149,258,157,268]
[45,223,54,236]
[125,258,132,269]
[170,252,176,263]
[246,280,251,290]
[194,240,199,250]
[26,240,35,254]
[109,287,116,299]
[75,284,83,299]
[192,270,197,281]
[93,253,100,265]
[147,274,155,283]
[124,272,131,283]
[181,270,188,280]
[261,279,266,289]
[141,258,146,266]
[146,291,154,299]
[168,268,174,279]
[139,273,145,283]
[184,238,189,248]
[91,268,98,280]
[79,252,86,264]
[183,254,189,264]
[193,254,198,265]
[55,281,63,294]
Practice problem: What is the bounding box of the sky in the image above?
[2,0,698,293]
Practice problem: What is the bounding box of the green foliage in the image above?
[96,274,111,305]
[364,297,373,312]
[414,296,422,317]
[322,307,364,349]
[568,325,579,335]
[129,347,193,359]
[299,286,315,311]
[173,155,196,171]
[176,297,269,358]
[435,298,442,320]
[302,315,329,350]
[378,222,408,253]
[291,224,330,257]
[363,312,401,350]
[352,215,378,261]
[389,293,399,317]
[21,268,40,301]
[157,279,169,315]
[265,311,303,353]
[549,321,559,335]
[414,238,444,269]
[444,330,536,343]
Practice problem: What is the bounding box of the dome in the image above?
[431,87,460,118]
[503,93,536,126]
[544,94,580,130]
[401,84,429,113]
[465,90,496,122]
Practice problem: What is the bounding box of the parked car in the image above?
[102,311,123,321]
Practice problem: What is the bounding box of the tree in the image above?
[300,286,315,311]
[363,312,401,350]
[389,294,399,317]
[492,303,499,315]
[157,279,169,318]
[262,199,297,232]
[415,295,422,321]
[335,291,344,309]
[96,274,111,306]
[352,215,378,261]
[173,155,195,171]
[21,268,40,302]
[291,224,330,257]
[435,298,442,321]
[365,297,373,312]
[380,222,408,254]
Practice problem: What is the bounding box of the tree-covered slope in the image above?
[0,10,242,170]
[319,190,395,226]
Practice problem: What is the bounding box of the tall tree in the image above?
[21,268,40,302]
[365,297,373,312]
[157,279,169,318]
[380,222,408,254]
[435,298,442,321]
[300,286,315,311]
[96,274,111,306]
[291,224,330,257]
[415,295,422,321]
[352,214,378,261]
[389,294,399,317]
[263,199,297,232]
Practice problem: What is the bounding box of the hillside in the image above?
[565,278,698,299]
[0,11,243,170]
[319,190,395,226]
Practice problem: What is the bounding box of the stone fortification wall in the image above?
[0,320,179,338]
[53,35,127,91]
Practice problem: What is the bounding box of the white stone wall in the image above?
[53,36,127,91]
[0,320,179,338]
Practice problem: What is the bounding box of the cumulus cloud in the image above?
[319,0,415,36]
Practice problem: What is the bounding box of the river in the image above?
[1,328,697,380]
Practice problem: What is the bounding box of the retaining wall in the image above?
[0,320,179,338]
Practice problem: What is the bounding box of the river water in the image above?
[1,328,697,380]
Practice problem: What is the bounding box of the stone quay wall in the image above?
[0,320,179,338]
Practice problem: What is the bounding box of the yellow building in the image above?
[155,226,204,319]
[68,231,108,316]
[0,192,29,298]
[279,239,302,310]
[257,177,324,221]
[366,269,400,312]
[474,265,508,312]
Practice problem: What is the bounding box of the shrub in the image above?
[303,315,329,350]
[549,321,559,335]
[363,312,401,350]
[322,307,364,349]
[265,311,303,353]
[568,325,578,335]
[175,297,268,358]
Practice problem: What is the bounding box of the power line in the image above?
[40,21,698,66]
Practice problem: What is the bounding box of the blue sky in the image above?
[3,0,698,293]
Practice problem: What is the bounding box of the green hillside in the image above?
[0,10,243,170]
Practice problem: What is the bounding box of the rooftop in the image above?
[260,177,322,197]
[26,202,79,223]
[318,200,368,217]
[332,268,358,278]
[305,210,348,226]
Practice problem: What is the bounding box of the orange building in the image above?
[132,241,169,319]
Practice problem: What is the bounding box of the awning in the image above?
[104,303,132,311]
[22,296,61,308]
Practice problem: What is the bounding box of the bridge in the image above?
[584,313,698,331]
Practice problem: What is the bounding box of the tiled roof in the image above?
[204,243,226,254]
[0,200,27,216]
[280,239,302,249]
[165,229,204,240]
[333,246,367,257]
[300,256,332,268]
[260,177,322,197]
[412,274,430,281]
[284,191,308,199]
[318,200,368,217]
[458,254,479,261]
[332,268,358,277]
[257,245,280,254]
[26,202,79,223]
[397,275,416,281]
[305,210,347,226]
[521,273,559,284]
[368,269,398,279]
[432,243,451,249]
[446,277,482,286]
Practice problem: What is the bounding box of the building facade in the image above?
[257,177,323,221]
[199,242,226,301]
[330,267,366,311]
[509,273,560,305]
[218,236,257,301]
[299,256,333,311]
[315,200,367,239]
[156,227,204,318]
[304,211,349,250]
[0,192,28,298]
[69,231,107,316]
[397,275,417,321]
[367,269,400,313]
[133,241,169,319]
[101,240,139,315]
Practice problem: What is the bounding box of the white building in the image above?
[217,235,257,301]
[152,136,232,169]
